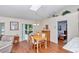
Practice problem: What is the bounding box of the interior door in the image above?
[57,20,67,46]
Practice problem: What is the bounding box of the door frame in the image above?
[22,24,33,41]
[56,20,68,45]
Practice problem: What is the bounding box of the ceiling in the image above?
[0,5,66,20]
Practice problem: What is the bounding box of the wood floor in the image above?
[58,39,64,47]
[11,40,71,53]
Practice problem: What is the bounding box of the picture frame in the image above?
[10,21,19,30]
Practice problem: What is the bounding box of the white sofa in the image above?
[63,37,79,53]
[0,35,14,53]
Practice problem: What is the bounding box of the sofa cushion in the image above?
[1,35,14,42]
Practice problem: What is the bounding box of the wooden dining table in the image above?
[33,35,47,53]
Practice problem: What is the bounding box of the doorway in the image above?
[22,24,33,41]
[57,20,67,47]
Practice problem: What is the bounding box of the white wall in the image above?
[0,16,37,41]
[33,20,42,32]
[41,12,79,44]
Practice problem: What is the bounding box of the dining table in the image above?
[33,35,47,53]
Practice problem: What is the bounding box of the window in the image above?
[25,24,33,35]
[0,23,5,35]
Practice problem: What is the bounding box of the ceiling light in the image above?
[30,5,41,11]
[33,24,37,26]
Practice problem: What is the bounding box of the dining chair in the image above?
[27,35,33,50]
[41,33,47,48]
[30,35,41,50]
[35,32,40,36]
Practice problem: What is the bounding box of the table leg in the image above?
[37,41,39,53]
[45,40,47,48]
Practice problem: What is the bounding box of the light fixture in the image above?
[33,24,39,26]
[33,24,37,26]
[30,5,41,11]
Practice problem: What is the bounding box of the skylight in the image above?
[30,5,41,11]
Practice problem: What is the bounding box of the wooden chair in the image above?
[27,35,33,49]
[41,33,47,48]
[30,35,41,50]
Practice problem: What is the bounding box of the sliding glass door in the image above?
[22,24,33,40]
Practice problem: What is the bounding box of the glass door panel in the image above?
[22,24,33,40]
